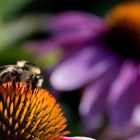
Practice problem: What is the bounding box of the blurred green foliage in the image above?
[0,0,36,65]
[0,0,33,21]
[91,0,123,16]
[0,47,35,65]
[0,0,124,66]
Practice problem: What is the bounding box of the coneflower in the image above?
[0,82,69,140]
[24,1,140,139]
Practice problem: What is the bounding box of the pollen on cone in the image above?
[0,82,69,140]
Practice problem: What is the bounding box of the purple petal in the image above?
[102,125,140,140]
[25,12,106,56]
[50,46,118,91]
[108,61,140,126]
[24,12,106,57]
[47,11,105,35]
[131,104,140,127]
[108,61,138,104]
[61,136,95,140]
[128,134,140,140]
[25,31,97,55]
[25,39,59,55]
[79,66,121,131]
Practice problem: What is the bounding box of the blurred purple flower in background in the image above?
[25,1,140,139]
[25,12,105,68]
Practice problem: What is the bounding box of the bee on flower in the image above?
[0,61,95,140]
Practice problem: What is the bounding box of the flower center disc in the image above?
[104,2,140,60]
[0,82,69,140]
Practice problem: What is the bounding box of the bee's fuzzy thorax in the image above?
[0,60,44,89]
[17,60,27,67]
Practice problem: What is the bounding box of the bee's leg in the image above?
[9,72,20,89]
[0,79,3,86]
[26,81,32,90]
[0,72,18,88]
[12,78,17,89]
[0,73,7,88]
[0,72,10,82]
[31,79,37,90]
[0,72,11,87]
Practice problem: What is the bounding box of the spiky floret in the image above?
[0,82,69,140]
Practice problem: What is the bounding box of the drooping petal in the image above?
[61,136,95,140]
[47,11,105,35]
[50,46,118,91]
[79,65,121,131]
[127,134,140,140]
[108,61,137,104]
[101,125,140,140]
[108,61,140,126]
[25,39,59,55]
[131,104,140,127]
[25,12,106,56]
[25,29,96,56]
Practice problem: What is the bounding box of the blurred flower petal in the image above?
[128,134,140,140]
[108,61,137,104]
[47,11,105,35]
[131,104,140,127]
[25,29,96,56]
[50,47,116,91]
[108,61,140,126]
[79,65,121,131]
[25,12,105,56]
[102,125,140,140]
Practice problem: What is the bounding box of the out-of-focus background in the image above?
[2,0,140,139]
[0,0,122,64]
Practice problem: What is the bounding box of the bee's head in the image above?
[32,74,44,88]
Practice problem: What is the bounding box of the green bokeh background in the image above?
[0,0,123,65]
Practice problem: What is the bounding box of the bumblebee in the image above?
[0,60,43,89]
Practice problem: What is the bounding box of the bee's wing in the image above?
[0,64,20,75]
[0,64,18,70]
[0,65,11,71]
[0,64,22,83]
